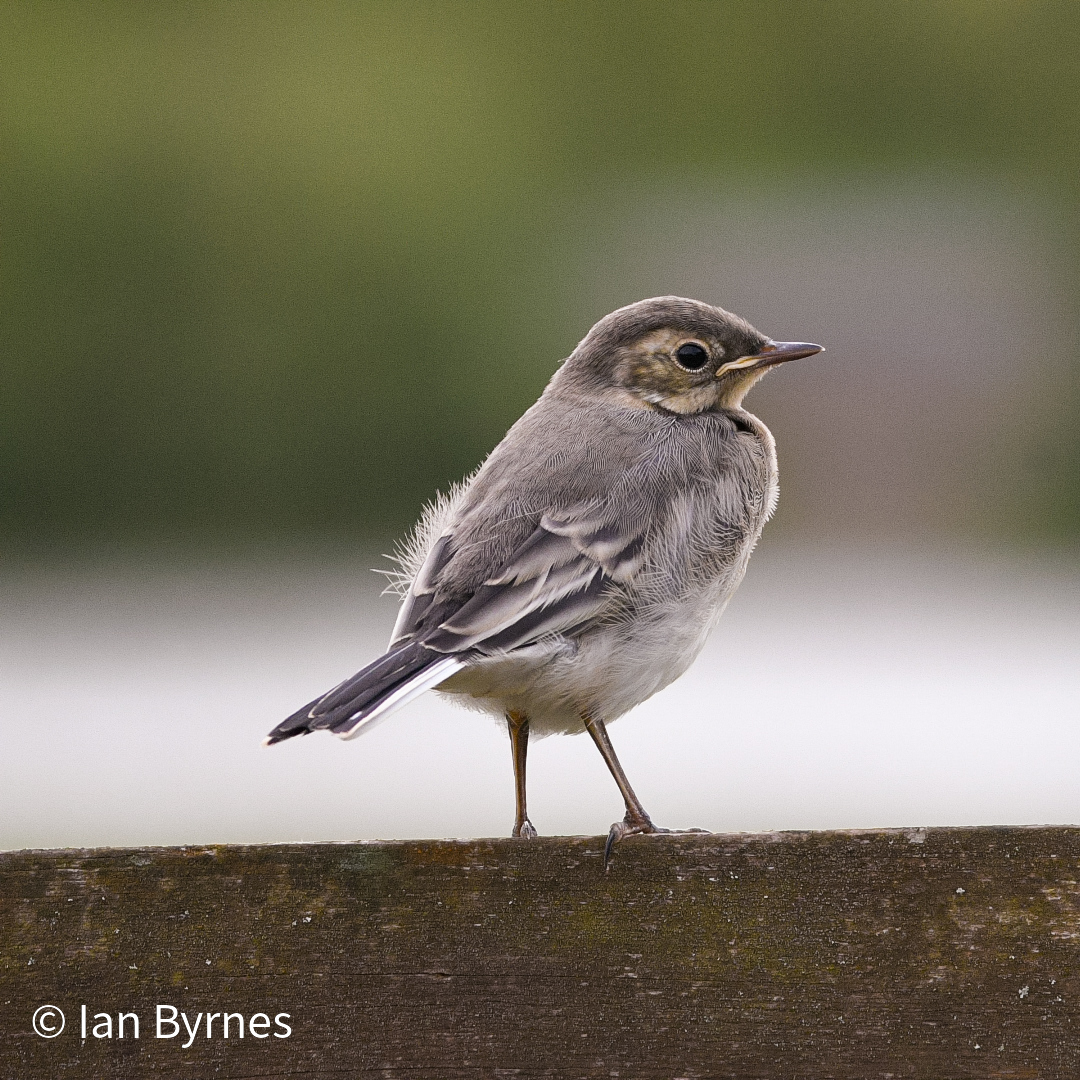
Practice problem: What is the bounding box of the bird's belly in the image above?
[437,575,740,736]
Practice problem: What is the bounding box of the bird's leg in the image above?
[507,711,537,838]
[582,714,666,865]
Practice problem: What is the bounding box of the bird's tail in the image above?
[264,641,464,745]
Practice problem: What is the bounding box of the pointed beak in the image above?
[716,340,824,378]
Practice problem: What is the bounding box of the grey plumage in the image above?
[266,296,822,852]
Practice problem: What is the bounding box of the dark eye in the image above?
[675,342,709,370]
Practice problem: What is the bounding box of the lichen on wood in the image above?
[3,828,1079,1077]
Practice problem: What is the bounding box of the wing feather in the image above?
[392,506,648,658]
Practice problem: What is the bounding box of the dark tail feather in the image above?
[265,641,457,745]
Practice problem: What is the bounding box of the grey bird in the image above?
[266,296,822,859]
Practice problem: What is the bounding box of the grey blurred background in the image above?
[2,2,1079,849]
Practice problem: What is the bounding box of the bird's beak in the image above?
[715,340,823,378]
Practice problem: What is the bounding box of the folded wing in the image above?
[266,501,648,743]
[393,505,647,653]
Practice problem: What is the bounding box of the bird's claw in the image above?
[604,813,668,868]
[512,818,538,839]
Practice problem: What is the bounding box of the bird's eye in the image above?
[675,342,709,370]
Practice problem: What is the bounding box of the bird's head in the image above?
[555,296,822,413]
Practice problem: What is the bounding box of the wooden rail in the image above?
[3,828,1079,1077]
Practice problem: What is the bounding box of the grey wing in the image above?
[268,499,646,746]
[388,508,648,657]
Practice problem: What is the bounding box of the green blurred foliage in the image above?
[2,1,1078,542]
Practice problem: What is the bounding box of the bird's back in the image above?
[430,392,776,610]
[407,393,777,730]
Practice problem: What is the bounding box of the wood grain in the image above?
[3,828,1079,1078]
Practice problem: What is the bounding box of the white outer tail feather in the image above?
[334,657,464,741]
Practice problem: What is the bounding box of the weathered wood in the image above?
[2,828,1079,1078]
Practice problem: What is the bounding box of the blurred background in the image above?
[2,1,1079,850]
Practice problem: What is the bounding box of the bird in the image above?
[266,296,822,860]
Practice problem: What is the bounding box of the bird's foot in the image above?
[512,817,538,839]
[604,812,668,868]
